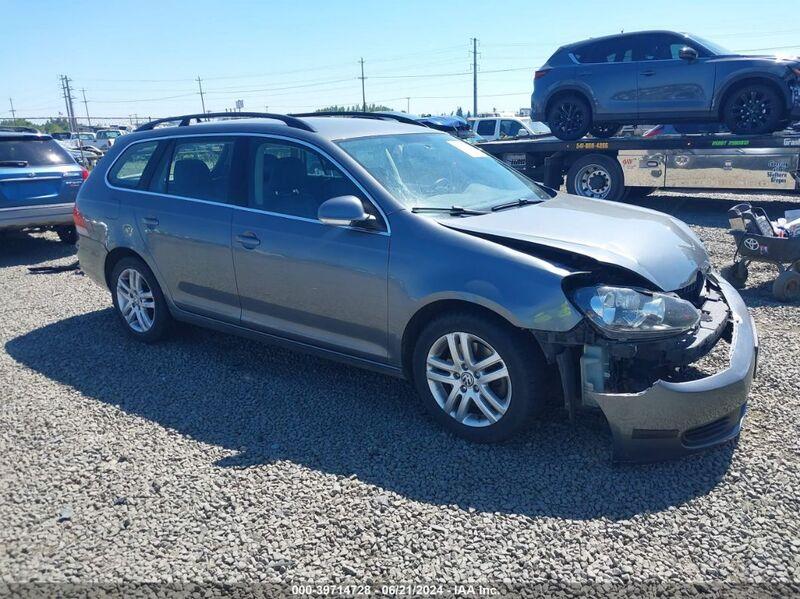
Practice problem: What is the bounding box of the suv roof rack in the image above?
[291,111,426,127]
[134,112,315,133]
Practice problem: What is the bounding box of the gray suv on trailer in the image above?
[532,30,800,140]
[75,112,757,461]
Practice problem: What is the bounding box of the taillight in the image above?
[80,167,89,180]
[534,69,551,80]
[73,204,91,236]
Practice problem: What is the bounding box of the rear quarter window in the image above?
[0,138,74,166]
[107,141,159,189]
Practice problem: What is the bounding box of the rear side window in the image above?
[476,120,496,136]
[150,137,235,202]
[108,141,158,189]
[574,38,634,63]
[0,138,73,166]
[546,49,575,66]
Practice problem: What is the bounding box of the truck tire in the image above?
[566,154,626,201]
[722,83,785,135]
[547,94,592,141]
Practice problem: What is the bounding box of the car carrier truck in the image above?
[477,131,800,201]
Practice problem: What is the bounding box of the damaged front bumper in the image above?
[588,276,757,462]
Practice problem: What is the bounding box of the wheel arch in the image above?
[400,298,537,381]
[715,74,790,117]
[544,86,594,119]
[104,247,148,291]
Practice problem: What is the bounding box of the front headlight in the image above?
[572,285,700,338]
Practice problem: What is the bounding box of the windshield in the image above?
[691,35,732,56]
[97,130,121,140]
[78,133,95,140]
[337,133,549,211]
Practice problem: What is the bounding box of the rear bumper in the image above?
[0,202,74,230]
[76,234,109,288]
[589,277,757,462]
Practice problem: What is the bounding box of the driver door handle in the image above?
[236,231,261,249]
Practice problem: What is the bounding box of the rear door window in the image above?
[150,137,236,202]
[476,120,496,136]
[0,138,74,166]
[108,141,159,189]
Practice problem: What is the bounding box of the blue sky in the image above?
[2,0,799,124]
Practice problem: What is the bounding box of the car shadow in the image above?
[0,232,76,268]
[5,309,736,521]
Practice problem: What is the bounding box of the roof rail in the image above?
[134,112,315,133]
[290,111,426,128]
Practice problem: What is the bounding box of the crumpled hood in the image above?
[443,193,711,291]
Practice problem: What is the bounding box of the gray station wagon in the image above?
[75,112,757,462]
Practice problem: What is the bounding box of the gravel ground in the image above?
[1,191,799,595]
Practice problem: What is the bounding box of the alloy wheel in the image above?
[425,332,512,427]
[554,102,586,136]
[116,268,156,333]
[731,89,773,131]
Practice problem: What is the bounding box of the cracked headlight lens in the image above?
[572,285,700,338]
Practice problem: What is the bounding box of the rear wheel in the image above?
[412,312,546,443]
[56,225,77,245]
[723,83,785,135]
[547,94,592,141]
[566,154,626,201]
[590,123,622,138]
[110,257,171,342]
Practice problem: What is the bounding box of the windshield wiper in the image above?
[411,205,487,216]
[0,160,28,167]
[490,198,543,212]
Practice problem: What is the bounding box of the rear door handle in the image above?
[142,216,159,228]
[640,70,656,76]
[236,232,261,249]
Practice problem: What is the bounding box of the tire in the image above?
[720,262,749,289]
[411,311,547,443]
[566,154,626,201]
[772,270,800,301]
[547,94,592,141]
[722,83,785,135]
[56,225,78,245]
[110,257,171,342]
[590,123,623,139]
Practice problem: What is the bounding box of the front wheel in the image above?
[547,94,592,141]
[412,312,547,443]
[566,154,626,201]
[590,123,622,139]
[723,84,784,135]
[111,257,171,342]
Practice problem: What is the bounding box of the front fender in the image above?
[713,68,792,111]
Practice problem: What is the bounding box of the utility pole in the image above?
[196,76,206,114]
[80,88,91,127]
[359,58,367,112]
[470,38,478,117]
[406,97,410,113]
[8,98,16,121]
[60,75,78,131]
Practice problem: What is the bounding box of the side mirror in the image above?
[679,46,698,61]
[318,195,370,227]
[516,129,531,138]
